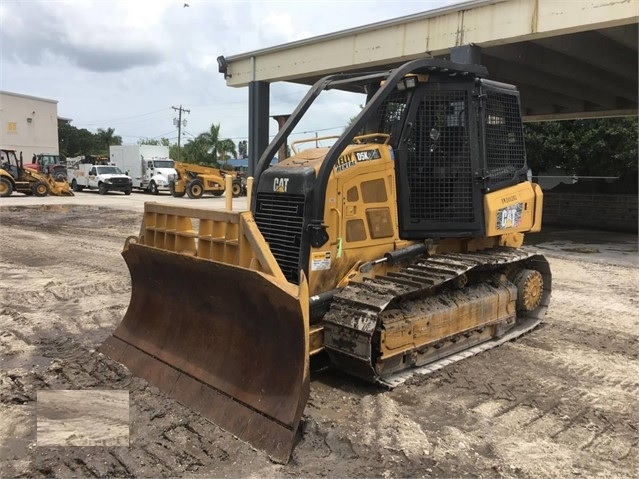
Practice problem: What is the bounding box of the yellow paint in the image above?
[483,182,543,237]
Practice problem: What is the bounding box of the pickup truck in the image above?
[68,163,133,195]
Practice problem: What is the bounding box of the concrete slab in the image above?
[525,226,638,267]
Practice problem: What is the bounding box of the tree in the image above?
[217,139,238,166]
[58,122,100,157]
[169,144,180,161]
[196,123,237,165]
[181,136,211,164]
[238,140,248,159]
[139,138,171,147]
[524,117,638,177]
[96,127,122,152]
[58,122,123,157]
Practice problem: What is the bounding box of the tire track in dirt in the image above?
[9,341,262,478]
[515,341,639,396]
[422,254,639,477]
[37,388,129,446]
[2,276,130,311]
[385,310,637,478]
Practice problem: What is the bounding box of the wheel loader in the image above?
[169,161,246,198]
[0,149,74,197]
[101,58,551,463]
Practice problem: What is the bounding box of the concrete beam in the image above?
[487,42,637,102]
[223,0,639,88]
[481,54,619,110]
[533,31,638,81]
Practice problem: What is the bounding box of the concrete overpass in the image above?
[218,0,638,170]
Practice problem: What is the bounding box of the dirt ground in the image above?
[36,390,130,447]
[1,200,637,479]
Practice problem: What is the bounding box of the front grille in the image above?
[111,178,130,185]
[406,89,474,224]
[254,193,306,284]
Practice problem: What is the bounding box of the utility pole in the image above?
[172,105,190,162]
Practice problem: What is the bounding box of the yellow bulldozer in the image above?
[0,149,74,197]
[101,59,551,463]
[169,161,246,198]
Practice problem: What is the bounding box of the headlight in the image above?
[104,179,113,184]
[157,179,167,186]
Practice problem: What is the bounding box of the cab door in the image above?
[88,167,98,187]
[338,166,398,262]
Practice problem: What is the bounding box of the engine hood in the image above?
[99,174,131,180]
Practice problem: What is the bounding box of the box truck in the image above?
[109,145,177,194]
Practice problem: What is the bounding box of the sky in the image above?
[1,0,464,151]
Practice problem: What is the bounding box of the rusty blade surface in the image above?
[100,243,309,463]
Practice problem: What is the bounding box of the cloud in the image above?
[1,0,169,72]
[1,0,465,143]
[261,11,311,43]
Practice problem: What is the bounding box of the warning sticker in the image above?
[311,251,331,271]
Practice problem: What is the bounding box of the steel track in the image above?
[322,246,552,385]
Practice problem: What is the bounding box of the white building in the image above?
[0,90,60,161]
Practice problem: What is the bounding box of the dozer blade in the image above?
[100,242,309,463]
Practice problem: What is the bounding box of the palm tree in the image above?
[217,139,237,167]
[197,123,237,166]
[96,127,122,151]
[182,136,210,164]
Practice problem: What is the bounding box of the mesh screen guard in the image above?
[392,79,526,238]
[392,82,483,237]
[482,86,527,189]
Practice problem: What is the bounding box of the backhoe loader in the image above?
[1,149,74,197]
[101,58,551,463]
[170,161,246,198]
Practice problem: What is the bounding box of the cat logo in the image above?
[273,177,289,193]
[496,203,523,230]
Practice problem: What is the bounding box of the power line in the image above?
[74,108,172,126]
